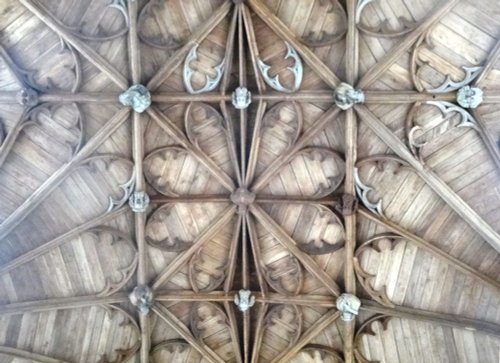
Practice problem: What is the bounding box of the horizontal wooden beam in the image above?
[0,108,130,241]
[0,294,128,315]
[152,93,230,103]
[358,208,500,292]
[356,105,500,253]
[363,91,456,103]
[361,299,500,337]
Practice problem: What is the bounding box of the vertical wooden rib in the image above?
[238,5,249,185]
[221,7,239,94]
[343,1,359,362]
[19,0,128,89]
[241,4,266,94]
[127,2,150,362]
[245,100,267,186]
[0,108,130,241]
[357,0,461,89]
[355,105,500,253]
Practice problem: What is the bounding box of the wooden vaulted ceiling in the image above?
[0,0,500,362]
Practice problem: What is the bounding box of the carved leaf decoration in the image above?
[190,302,237,362]
[263,147,345,197]
[138,0,184,49]
[291,345,345,363]
[144,146,227,196]
[151,340,204,363]
[259,305,303,361]
[185,102,234,177]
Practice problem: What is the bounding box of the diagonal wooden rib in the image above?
[152,303,225,363]
[250,303,268,363]
[0,346,70,363]
[19,0,128,89]
[220,6,238,94]
[357,0,460,89]
[0,293,128,316]
[248,0,340,88]
[355,104,500,253]
[274,310,341,363]
[241,4,266,93]
[361,299,500,337]
[471,109,500,172]
[0,207,128,276]
[152,205,236,289]
[358,208,500,292]
[475,37,500,87]
[147,106,236,191]
[245,100,267,187]
[249,204,341,296]
[0,108,130,241]
[0,111,27,168]
[245,214,269,295]
[0,46,31,87]
[147,1,232,91]
[221,101,243,187]
[251,106,341,192]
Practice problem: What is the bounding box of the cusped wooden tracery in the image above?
[0,0,499,363]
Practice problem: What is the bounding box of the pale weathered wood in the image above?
[241,4,266,93]
[250,204,341,296]
[152,92,229,103]
[361,299,500,337]
[0,346,70,363]
[248,0,340,88]
[128,0,141,84]
[275,310,341,363]
[152,304,224,363]
[357,0,461,89]
[0,108,130,241]
[147,1,232,91]
[147,106,236,191]
[255,293,336,307]
[363,91,456,103]
[0,111,26,167]
[356,104,500,253]
[152,206,236,289]
[358,208,500,292]
[472,109,500,171]
[38,92,120,103]
[0,294,128,315]
[19,0,128,89]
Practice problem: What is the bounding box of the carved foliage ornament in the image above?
[232,86,252,109]
[336,293,361,321]
[129,285,154,314]
[234,289,255,312]
[119,84,151,113]
[258,42,303,93]
[334,83,364,110]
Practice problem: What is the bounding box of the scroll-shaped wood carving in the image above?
[185,102,234,177]
[190,302,238,362]
[183,44,225,94]
[354,314,392,363]
[356,0,418,38]
[405,102,479,163]
[354,234,406,307]
[138,0,184,49]
[258,42,303,93]
[258,305,303,361]
[290,345,345,363]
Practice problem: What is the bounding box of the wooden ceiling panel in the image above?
[0,307,140,363]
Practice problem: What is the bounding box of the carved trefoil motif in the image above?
[258,42,303,93]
